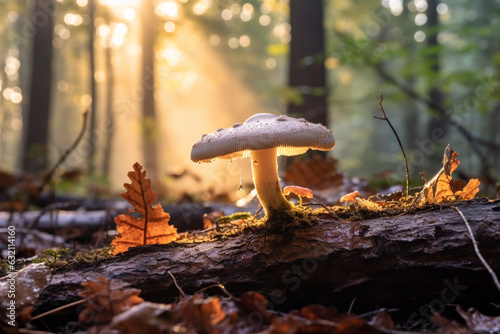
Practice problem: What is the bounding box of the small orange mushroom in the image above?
[283,186,314,206]
[339,190,360,206]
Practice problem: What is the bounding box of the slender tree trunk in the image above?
[287,0,328,129]
[23,0,54,172]
[402,0,419,159]
[103,45,114,178]
[426,0,446,163]
[0,83,5,166]
[87,0,97,175]
[141,0,159,181]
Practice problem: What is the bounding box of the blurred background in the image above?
[0,0,499,202]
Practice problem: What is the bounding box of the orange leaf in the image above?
[78,276,144,326]
[283,154,343,189]
[180,295,227,333]
[456,178,480,201]
[111,162,178,255]
[418,146,480,205]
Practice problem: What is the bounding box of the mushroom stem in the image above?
[250,148,292,218]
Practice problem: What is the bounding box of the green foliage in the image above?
[325,0,500,183]
[0,259,9,276]
[56,173,112,198]
[33,248,70,268]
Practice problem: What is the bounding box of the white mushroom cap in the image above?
[191,113,335,163]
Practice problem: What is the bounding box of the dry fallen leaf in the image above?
[369,309,395,332]
[111,162,179,255]
[418,145,480,205]
[431,311,471,334]
[284,154,343,189]
[78,276,144,326]
[180,294,227,333]
[455,178,481,201]
[456,306,500,332]
[103,302,175,334]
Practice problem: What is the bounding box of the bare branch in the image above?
[374,94,410,197]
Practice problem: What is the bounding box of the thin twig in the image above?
[348,297,356,314]
[40,110,89,191]
[17,329,56,334]
[195,283,237,300]
[451,206,500,294]
[374,94,409,198]
[310,198,337,219]
[167,270,186,299]
[30,299,85,321]
[357,308,400,319]
[253,206,263,219]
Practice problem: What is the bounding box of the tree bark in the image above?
[33,199,500,323]
[23,0,54,172]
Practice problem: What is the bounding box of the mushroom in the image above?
[283,185,314,206]
[190,113,335,221]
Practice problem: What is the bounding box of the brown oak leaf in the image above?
[418,145,480,205]
[456,306,500,332]
[455,178,481,201]
[78,275,144,326]
[180,294,227,333]
[111,162,178,255]
[284,154,343,189]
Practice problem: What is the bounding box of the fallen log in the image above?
[33,198,500,327]
[0,202,242,237]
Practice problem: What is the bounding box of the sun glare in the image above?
[156,0,179,19]
[192,0,211,15]
[99,0,140,7]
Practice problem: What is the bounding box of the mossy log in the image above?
[33,198,500,325]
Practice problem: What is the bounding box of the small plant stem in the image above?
[196,283,237,300]
[30,299,85,321]
[451,206,500,294]
[167,270,186,299]
[310,198,336,218]
[374,94,409,198]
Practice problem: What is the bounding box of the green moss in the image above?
[264,204,316,232]
[72,247,113,263]
[33,248,70,268]
[0,259,9,276]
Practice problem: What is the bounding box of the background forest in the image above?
[0,0,499,201]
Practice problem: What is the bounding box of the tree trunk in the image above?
[103,44,114,178]
[23,0,54,172]
[140,0,160,182]
[87,0,97,175]
[287,0,328,130]
[426,0,446,164]
[32,199,500,325]
[402,0,419,162]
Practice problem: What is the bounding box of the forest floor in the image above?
[1,153,499,333]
